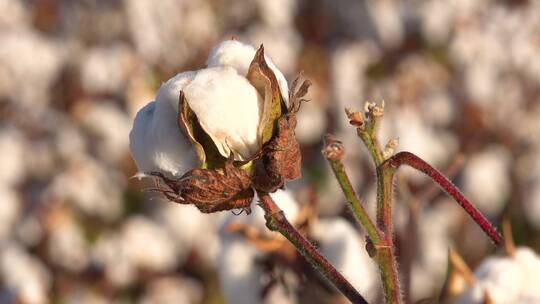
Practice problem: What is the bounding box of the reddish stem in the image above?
[257,191,369,304]
[384,152,503,245]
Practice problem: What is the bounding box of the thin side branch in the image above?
[383,151,503,245]
[257,190,369,304]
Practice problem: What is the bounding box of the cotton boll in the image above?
[310,218,380,302]
[245,25,302,76]
[130,100,197,176]
[184,66,262,160]
[92,232,136,287]
[0,29,62,108]
[47,156,124,221]
[514,247,540,292]
[420,91,455,127]
[54,125,88,163]
[0,127,26,187]
[0,187,20,241]
[130,72,198,176]
[122,216,178,272]
[0,0,30,28]
[331,42,380,130]
[155,203,223,265]
[80,44,134,94]
[124,0,217,68]
[256,0,297,28]
[140,277,203,304]
[217,190,299,303]
[462,145,511,217]
[410,201,461,301]
[47,216,89,272]
[206,40,290,105]
[75,101,131,163]
[381,107,458,169]
[0,243,51,304]
[366,0,404,48]
[457,247,540,303]
[218,237,265,304]
[419,0,454,44]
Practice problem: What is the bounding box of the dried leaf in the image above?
[247,45,285,146]
[177,90,226,169]
[252,114,302,192]
[288,72,312,114]
[251,73,310,192]
[150,160,254,214]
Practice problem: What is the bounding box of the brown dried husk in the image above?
[251,75,311,192]
[152,161,254,213]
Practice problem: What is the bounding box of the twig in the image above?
[257,190,369,304]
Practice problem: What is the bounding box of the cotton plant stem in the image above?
[372,164,403,304]
[327,158,381,244]
[257,190,369,304]
[324,134,402,304]
[383,151,503,245]
[358,126,403,303]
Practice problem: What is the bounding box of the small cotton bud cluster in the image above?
[322,134,345,161]
[383,138,399,159]
[345,101,385,134]
[364,100,385,117]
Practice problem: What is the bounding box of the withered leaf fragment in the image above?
[177,90,227,169]
[247,45,284,146]
[252,75,311,192]
[149,160,254,214]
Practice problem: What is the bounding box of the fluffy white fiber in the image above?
[130,40,290,173]
[207,39,290,105]
[184,66,262,160]
[457,247,540,303]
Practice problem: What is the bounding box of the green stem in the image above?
[257,190,369,304]
[375,245,401,303]
[328,159,381,244]
[324,134,402,304]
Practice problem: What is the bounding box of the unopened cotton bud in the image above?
[345,107,364,127]
[383,138,399,159]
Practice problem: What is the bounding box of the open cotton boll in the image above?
[310,218,380,302]
[206,40,290,105]
[130,102,197,176]
[183,66,262,160]
[0,187,20,241]
[1,243,51,304]
[217,190,299,303]
[218,237,265,304]
[130,71,198,176]
[457,247,540,303]
[155,203,223,265]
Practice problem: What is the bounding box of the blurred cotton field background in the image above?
[1,0,540,303]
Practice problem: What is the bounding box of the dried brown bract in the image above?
[252,75,310,192]
[150,160,254,214]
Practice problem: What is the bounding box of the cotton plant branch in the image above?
[323,134,401,304]
[382,151,503,245]
[257,190,369,304]
[323,102,502,304]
